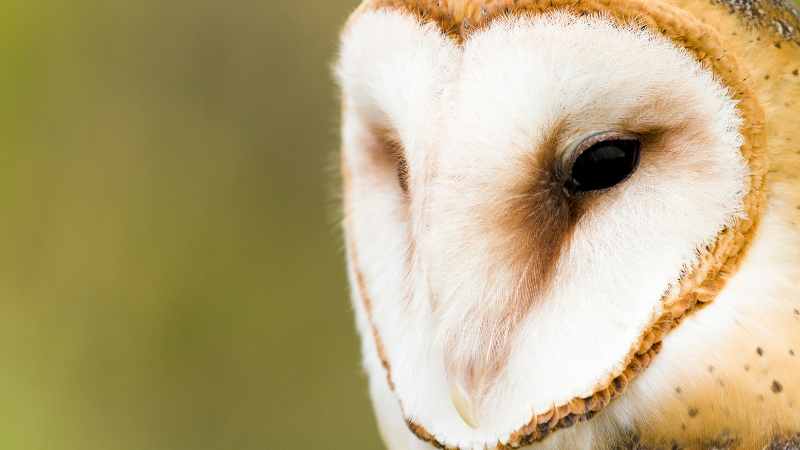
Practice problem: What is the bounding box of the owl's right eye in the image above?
[378,129,410,196]
[396,155,410,194]
[566,134,641,194]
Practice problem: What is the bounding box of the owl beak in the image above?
[450,380,480,429]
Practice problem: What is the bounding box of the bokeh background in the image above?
[1,0,380,449]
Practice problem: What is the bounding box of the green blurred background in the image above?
[0,0,380,449]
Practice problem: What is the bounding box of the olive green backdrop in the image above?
[1,0,377,449]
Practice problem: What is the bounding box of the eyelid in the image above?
[563,131,641,171]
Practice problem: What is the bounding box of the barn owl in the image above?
[335,0,800,448]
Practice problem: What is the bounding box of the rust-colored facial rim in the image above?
[342,0,768,448]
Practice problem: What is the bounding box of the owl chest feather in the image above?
[604,203,800,449]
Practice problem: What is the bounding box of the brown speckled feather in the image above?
[713,0,800,43]
[618,433,800,449]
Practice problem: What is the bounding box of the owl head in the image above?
[336,0,768,448]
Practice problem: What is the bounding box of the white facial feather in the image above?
[338,10,748,450]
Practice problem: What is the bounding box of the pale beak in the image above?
[450,380,480,429]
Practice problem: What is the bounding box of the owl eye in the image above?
[566,136,641,194]
[372,127,410,196]
[396,155,410,194]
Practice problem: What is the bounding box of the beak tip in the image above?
[449,381,480,429]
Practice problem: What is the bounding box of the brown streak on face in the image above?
[444,123,584,399]
[495,123,582,327]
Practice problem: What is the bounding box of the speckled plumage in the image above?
[713,0,800,43]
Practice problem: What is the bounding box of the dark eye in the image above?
[374,128,410,195]
[396,156,410,194]
[566,137,641,194]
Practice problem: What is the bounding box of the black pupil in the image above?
[568,139,641,193]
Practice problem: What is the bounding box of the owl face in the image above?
[338,6,756,449]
